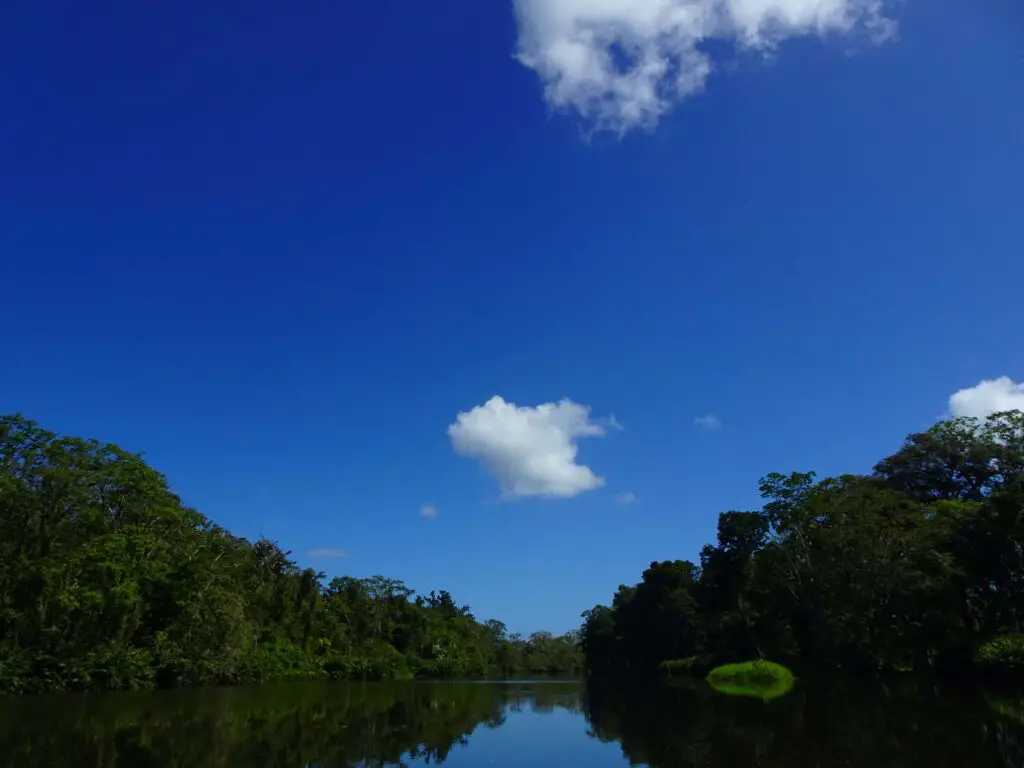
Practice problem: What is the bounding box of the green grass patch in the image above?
[706,660,795,701]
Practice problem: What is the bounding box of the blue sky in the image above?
[2,0,1022,635]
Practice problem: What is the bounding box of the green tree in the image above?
[581,411,1024,679]
[0,414,580,692]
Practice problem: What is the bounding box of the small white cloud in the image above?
[448,395,609,498]
[615,491,639,506]
[420,504,439,518]
[307,548,348,559]
[513,0,896,135]
[949,377,1024,420]
[694,413,722,430]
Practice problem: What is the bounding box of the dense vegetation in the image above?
[4,409,1021,695]
[0,415,581,693]
[581,410,1024,678]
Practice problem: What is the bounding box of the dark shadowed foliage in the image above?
[581,411,1024,680]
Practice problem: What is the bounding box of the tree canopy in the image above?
[581,410,1024,677]
[3,409,1022,692]
[0,415,581,692]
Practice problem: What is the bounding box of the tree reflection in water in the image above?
[584,677,1024,768]
[1,679,1022,767]
[0,681,579,768]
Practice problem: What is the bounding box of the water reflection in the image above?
[0,681,579,767]
[585,678,1024,767]
[0,679,1022,767]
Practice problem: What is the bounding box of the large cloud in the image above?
[448,396,609,498]
[949,377,1024,420]
[513,0,895,134]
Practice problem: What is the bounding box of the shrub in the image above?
[975,635,1024,677]
[83,647,156,690]
[0,651,32,694]
[237,640,325,683]
[659,657,705,676]
[320,645,414,681]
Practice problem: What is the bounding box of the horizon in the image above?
[2,0,1022,635]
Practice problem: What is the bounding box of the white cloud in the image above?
[694,413,722,430]
[420,504,439,518]
[949,377,1024,420]
[513,0,895,134]
[448,395,609,498]
[615,491,639,505]
[307,548,348,559]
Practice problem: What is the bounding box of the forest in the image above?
[581,410,1024,679]
[3,410,1022,695]
[0,415,581,693]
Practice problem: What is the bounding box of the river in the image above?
[1,678,1022,766]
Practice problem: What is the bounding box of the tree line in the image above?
[0,415,581,693]
[581,410,1024,677]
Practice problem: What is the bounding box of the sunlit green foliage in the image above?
[706,660,793,685]
[0,415,581,692]
[706,660,794,700]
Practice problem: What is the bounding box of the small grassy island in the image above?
[706,661,795,700]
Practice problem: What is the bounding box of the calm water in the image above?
[2,678,1023,767]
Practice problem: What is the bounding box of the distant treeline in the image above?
[581,410,1024,678]
[0,415,581,693]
